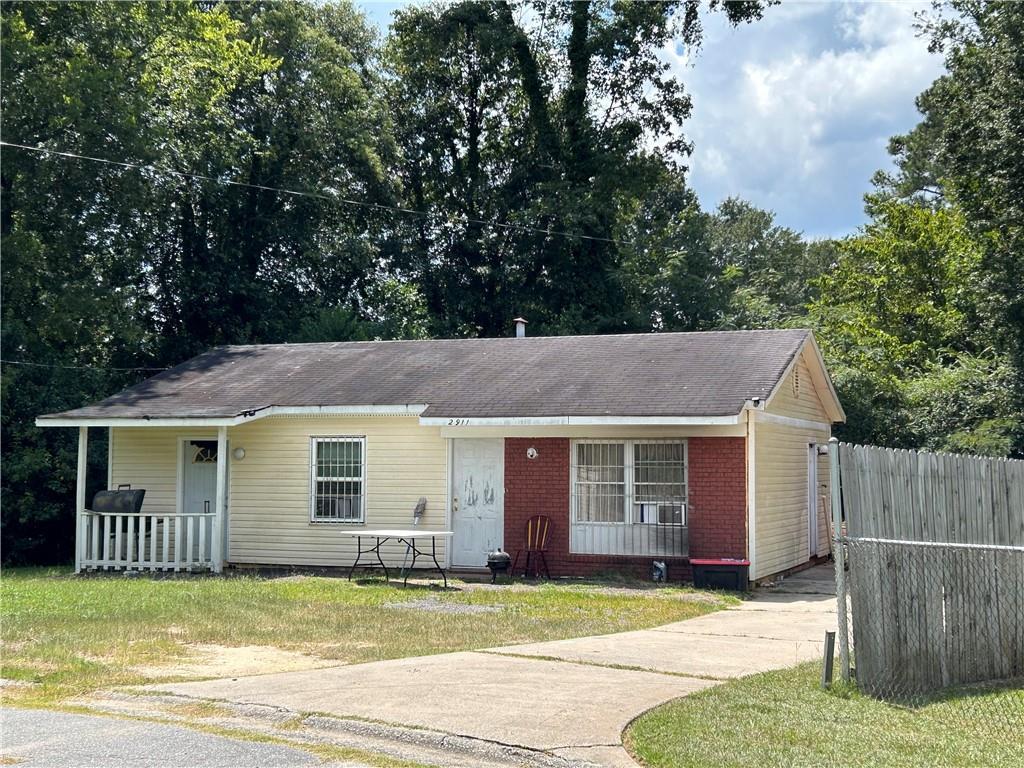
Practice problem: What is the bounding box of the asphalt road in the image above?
[0,707,362,768]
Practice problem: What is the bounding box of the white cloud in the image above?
[669,0,944,237]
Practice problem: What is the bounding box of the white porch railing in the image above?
[78,510,216,572]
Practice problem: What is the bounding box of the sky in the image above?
[358,1,945,239]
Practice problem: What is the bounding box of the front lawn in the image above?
[0,567,733,708]
[625,661,1024,768]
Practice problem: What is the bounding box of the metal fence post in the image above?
[829,437,851,681]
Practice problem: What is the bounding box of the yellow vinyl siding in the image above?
[109,427,217,516]
[227,416,447,567]
[768,354,830,423]
[753,421,831,579]
[753,350,835,580]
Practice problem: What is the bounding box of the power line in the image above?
[1,359,168,372]
[0,140,632,246]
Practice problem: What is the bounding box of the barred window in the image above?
[571,440,687,526]
[574,442,627,523]
[310,437,365,523]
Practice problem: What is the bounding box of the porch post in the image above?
[75,426,88,573]
[213,426,227,573]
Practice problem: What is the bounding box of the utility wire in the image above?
[1,359,168,372]
[0,140,632,246]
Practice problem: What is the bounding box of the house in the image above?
[36,327,845,584]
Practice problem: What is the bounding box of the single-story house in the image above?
[37,326,845,584]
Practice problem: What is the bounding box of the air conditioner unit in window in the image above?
[636,501,686,526]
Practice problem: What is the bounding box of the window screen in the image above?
[311,437,365,522]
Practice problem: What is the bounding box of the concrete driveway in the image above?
[151,567,837,767]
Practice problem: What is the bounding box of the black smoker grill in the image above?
[91,486,146,514]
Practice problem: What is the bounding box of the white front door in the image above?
[451,439,504,567]
[183,439,218,516]
[181,439,224,560]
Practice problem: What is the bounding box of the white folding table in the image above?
[340,529,454,587]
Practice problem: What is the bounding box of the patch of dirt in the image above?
[458,580,724,602]
[0,679,37,689]
[385,597,503,615]
[134,644,338,680]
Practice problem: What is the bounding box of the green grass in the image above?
[0,567,733,708]
[625,661,1024,768]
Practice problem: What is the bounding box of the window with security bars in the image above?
[310,437,365,523]
[571,440,687,526]
[633,442,687,525]
[574,443,627,523]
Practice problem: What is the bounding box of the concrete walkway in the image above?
[151,567,837,767]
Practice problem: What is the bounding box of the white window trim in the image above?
[309,436,367,524]
[569,439,688,527]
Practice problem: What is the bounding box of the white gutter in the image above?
[35,404,429,429]
[418,414,743,427]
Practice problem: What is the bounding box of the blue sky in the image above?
[358,1,944,239]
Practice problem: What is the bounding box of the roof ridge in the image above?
[221,328,811,350]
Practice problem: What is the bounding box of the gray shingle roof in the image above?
[39,329,813,420]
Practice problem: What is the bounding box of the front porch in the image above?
[72,426,227,573]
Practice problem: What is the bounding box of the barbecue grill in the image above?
[486,548,512,583]
[90,485,146,514]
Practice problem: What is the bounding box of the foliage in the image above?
[807,201,1022,451]
[385,0,767,336]
[918,1,1024,371]
[1,1,405,563]
[619,190,833,331]
[903,354,1020,457]
[811,202,988,372]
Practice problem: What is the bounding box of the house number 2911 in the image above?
[446,418,470,426]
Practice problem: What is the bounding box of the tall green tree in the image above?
[2,1,262,563]
[809,201,1019,453]
[0,1,411,563]
[386,0,769,336]
[917,1,1024,370]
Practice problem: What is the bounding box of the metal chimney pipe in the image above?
[513,317,528,338]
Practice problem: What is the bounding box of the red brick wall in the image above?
[503,436,747,581]
[686,437,747,560]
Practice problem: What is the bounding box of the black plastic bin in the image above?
[691,558,750,590]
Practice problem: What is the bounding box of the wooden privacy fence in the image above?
[831,441,1024,697]
[838,442,1024,545]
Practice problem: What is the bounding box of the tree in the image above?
[707,199,833,329]
[808,200,1020,453]
[2,1,259,563]
[0,1,408,563]
[146,0,402,361]
[617,167,723,331]
[919,2,1024,364]
[386,0,770,336]
[873,1,1024,417]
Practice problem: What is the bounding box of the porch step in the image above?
[75,690,598,768]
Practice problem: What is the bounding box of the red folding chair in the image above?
[512,515,552,579]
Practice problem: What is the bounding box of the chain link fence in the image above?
[828,442,1024,736]
[836,536,1024,734]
